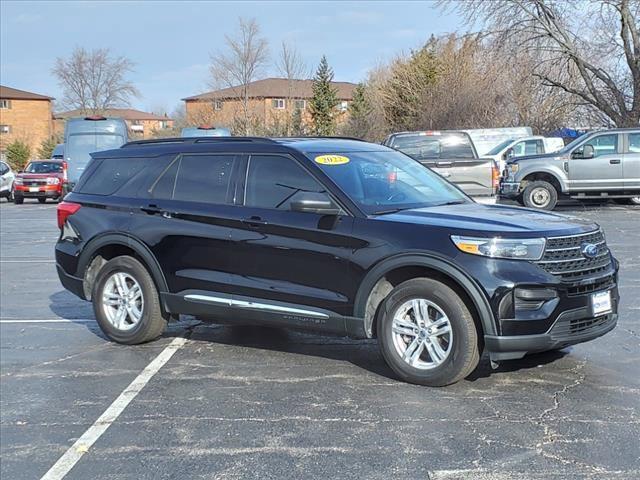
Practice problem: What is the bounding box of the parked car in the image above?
[0,161,15,202]
[64,116,128,186]
[462,127,533,156]
[500,128,640,209]
[383,130,499,197]
[486,136,565,171]
[181,125,231,137]
[56,137,619,386]
[13,159,68,204]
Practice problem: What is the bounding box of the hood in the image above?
[17,172,64,179]
[508,151,566,164]
[378,202,596,236]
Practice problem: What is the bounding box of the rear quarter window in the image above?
[391,133,475,161]
[75,157,149,196]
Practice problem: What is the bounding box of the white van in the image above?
[485,136,565,171]
[462,127,533,157]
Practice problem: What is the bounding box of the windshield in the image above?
[24,162,63,174]
[389,132,475,160]
[486,139,515,156]
[311,150,469,215]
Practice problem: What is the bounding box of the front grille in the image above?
[535,229,613,281]
[567,275,615,297]
[22,179,47,187]
[549,312,616,343]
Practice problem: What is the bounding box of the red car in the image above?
[13,160,69,204]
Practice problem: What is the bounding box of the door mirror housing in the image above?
[290,192,341,215]
[573,144,594,159]
[505,148,514,159]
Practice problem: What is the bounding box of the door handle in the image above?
[140,204,163,215]
[242,216,268,227]
[436,161,453,167]
[609,159,621,164]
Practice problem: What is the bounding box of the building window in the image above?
[0,100,11,109]
[0,125,11,134]
[213,100,223,111]
[294,99,306,110]
[158,120,169,129]
[272,98,286,110]
[339,101,349,112]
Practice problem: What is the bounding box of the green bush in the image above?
[6,140,31,171]
[37,136,60,159]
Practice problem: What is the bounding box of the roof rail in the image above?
[277,136,366,142]
[122,137,278,148]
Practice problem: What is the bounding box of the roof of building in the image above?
[0,85,54,101]
[182,77,357,102]
[54,108,172,121]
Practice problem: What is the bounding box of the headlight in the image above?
[508,164,519,175]
[451,235,546,260]
[47,177,60,185]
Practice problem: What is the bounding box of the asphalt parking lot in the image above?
[1,199,639,480]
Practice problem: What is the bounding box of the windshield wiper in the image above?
[434,200,467,207]
[371,207,414,215]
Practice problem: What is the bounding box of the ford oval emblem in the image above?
[581,243,599,259]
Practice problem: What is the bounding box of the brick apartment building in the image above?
[54,108,173,139]
[182,78,356,132]
[0,85,54,161]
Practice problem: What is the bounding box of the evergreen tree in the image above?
[6,140,31,171]
[291,107,304,136]
[309,56,338,136]
[342,82,372,139]
[37,136,60,159]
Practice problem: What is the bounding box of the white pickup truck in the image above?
[485,136,565,171]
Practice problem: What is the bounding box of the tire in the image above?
[38,198,46,204]
[14,196,23,205]
[515,194,525,206]
[614,197,640,206]
[522,180,558,210]
[92,255,167,344]
[377,278,480,387]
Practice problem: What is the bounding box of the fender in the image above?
[517,164,569,192]
[76,232,169,293]
[353,253,497,337]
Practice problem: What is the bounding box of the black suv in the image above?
[56,137,619,386]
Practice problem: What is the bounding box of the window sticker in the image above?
[315,155,350,165]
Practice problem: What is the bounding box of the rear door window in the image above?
[628,133,640,153]
[171,154,236,204]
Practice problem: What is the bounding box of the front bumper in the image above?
[14,185,62,198]
[499,181,520,199]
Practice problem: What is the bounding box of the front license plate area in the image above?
[592,290,612,316]
[29,187,40,192]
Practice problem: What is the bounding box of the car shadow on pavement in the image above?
[467,349,570,382]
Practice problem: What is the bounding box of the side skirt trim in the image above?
[184,294,330,319]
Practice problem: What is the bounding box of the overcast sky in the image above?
[1,0,464,114]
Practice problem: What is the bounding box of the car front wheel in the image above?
[522,180,558,210]
[377,278,480,386]
[92,255,167,344]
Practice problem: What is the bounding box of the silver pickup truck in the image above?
[383,131,499,197]
[500,128,640,210]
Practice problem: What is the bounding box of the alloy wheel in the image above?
[101,272,144,331]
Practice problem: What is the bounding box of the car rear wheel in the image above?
[522,180,558,210]
[92,255,167,344]
[377,278,480,386]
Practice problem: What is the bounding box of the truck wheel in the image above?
[377,278,480,387]
[92,256,167,345]
[14,196,23,205]
[38,198,46,204]
[523,181,558,210]
[615,197,640,206]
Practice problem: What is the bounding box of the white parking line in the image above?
[40,336,187,480]
[0,260,56,263]
[0,319,95,324]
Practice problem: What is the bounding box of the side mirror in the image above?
[582,144,595,159]
[290,192,341,215]
[505,148,514,159]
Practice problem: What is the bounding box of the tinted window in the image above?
[77,158,147,195]
[173,154,235,204]
[245,155,325,209]
[390,133,475,161]
[628,133,640,153]
[0,162,8,175]
[151,158,179,199]
[25,162,63,173]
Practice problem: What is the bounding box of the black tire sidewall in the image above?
[523,181,557,210]
[377,278,478,386]
[92,256,162,344]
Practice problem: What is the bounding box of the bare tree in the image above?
[210,18,269,134]
[442,0,640,127]
[52,47,139,114]
[275,41,308,134]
